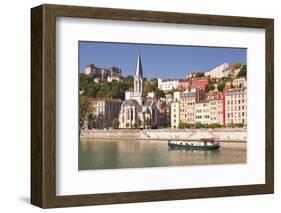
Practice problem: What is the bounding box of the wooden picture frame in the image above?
[31,4,274,208]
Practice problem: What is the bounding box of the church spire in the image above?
[135,51,143,77]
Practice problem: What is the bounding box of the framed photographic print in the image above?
[31,4,274,208]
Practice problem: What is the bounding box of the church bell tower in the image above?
[133,52,144,105]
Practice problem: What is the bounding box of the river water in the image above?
[79,139,246,170]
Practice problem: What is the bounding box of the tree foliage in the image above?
[232,61,242,70]
[205,83,215,92]
[144,80,165,99]
[144,118,152,129]
[237,65,247,79]
[112,118,119,129]
[79,96,93,129]
[195,73,205,78]
[217,82,226,92]
[178,122,226,129]
[178,122,191,129]
[80,74,166,100]
[133,120,142,129]
[79,96,92,120]
[79,74,134,100]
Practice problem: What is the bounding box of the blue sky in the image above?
[79,41,246,79]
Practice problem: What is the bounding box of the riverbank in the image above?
[80,128,247,142]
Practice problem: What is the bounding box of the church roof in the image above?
[143,99,154,107]
[135,52,143,77]
[122,99,141,107]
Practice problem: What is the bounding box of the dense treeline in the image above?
[79,73,134,100]
[79,73,165,100]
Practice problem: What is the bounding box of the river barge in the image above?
[168,138,220,150]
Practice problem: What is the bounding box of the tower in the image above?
[132,52,144,105]
[134,52,143,93]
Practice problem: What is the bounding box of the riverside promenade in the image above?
[80,128,247,142]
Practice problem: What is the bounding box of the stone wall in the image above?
[81,128,247,141]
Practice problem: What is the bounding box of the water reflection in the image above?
[79,139,246,170]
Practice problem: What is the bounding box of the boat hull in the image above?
[168,141,220,150]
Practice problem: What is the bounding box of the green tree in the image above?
[178,122,186,129]
[144,79,165,99]
[133,120,141,129]
[154,88,165,99]
[79,73,134,100]
[87,113,96,129]
[144,118,152,129]
[79,96,93,126]
[217,82,226,92]
[195,73,205,78]
[112,118,119,129]
[209,123,222,129]
[205,83,215,92]
[144,82,155,96]
[237,65,247,79]
[178,122,192,129]
[194,122,204,129]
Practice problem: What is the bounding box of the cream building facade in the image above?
[207,92,224,125]
[91,98,122,128]
[170,91,180,128]
[225,88,247,125]
[195,101,210,124]
[171,101,180,129]
[179,89,196,124]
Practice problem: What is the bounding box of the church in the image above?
[119,52,159,128]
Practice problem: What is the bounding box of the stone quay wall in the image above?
[80,128,247,142]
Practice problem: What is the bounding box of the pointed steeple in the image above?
[135,51,143,77]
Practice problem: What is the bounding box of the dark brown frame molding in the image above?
[31,4,274,208]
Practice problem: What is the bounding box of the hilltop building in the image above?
[186,72,205,79]
[158,79,179,92]
[205,63,232,78]
[84,64,121,82]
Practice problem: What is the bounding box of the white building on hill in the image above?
[158,79,179,92]
[205,63,231,78]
